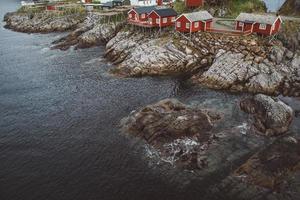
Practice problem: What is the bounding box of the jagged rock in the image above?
[51,12,125,50]
[240,94,293,136]
[121,98,221,169]
[206,136,300,200]
[195,51,286,95]
[105,31,204,77]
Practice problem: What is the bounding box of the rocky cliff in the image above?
[279,0,300,16]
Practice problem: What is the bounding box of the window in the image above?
[171,17,176,22]
[163,18,167,24]
[156,18,160,24]
[149,19,152,24]
[186,22,190,29]
[177,21,181,28]
[141,14,145,18]
[239,22,244,27]
[259,24,267,30]
[129,14,132,18]
[194,22,199,28]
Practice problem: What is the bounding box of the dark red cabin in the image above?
[235,13,282,36]
[175,11,213,33]
[185,0,204,8]
[148,8,178,27]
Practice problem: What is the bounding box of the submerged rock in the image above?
[206,136,300,200]
[121,98,221,169]
[240,94,293,136]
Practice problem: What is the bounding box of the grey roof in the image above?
[102,1,113,7]
[135,6,156,14]
[181,11,213,22]
[236,13,280,25]
[153,8,177,17]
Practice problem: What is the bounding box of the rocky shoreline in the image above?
[3,11,85,33]
[3,7,300,199]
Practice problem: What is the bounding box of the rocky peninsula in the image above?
[3,10,86,33]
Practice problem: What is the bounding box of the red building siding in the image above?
[185,0,204,8]
[271,18,281,34]
[128,10,137,20]
[236,17,281,35]
[46,5,56,10]
[175,15,209,33]
[252,23,272,35]
[148,11,176,27]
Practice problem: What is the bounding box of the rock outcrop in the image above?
[105,30,273,77]
[121,98,221,169]
[51,12,125,50]
[240,94,293,136]
[193,46,300,96]
[206,136,300,200]
[3,11,85,33]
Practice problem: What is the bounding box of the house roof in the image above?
[134,6,156,14]
[180,11,213,22]
[236,13,281,25]
[152,8,177,17]
[102,1,113,7]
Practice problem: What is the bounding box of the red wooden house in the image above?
[175,11,213,33]
[148,8,178,27]
[128,6,157,22]
[185,0,204,8]
[235,13,282,36]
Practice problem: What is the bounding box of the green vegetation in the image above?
[202,0,267,17]
[226,0,267,17]
[281,21,300,34]
[173,0,188,14]
[17,6,44,14]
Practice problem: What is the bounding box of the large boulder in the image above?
[121,99,221,169]
[240,94,293,136]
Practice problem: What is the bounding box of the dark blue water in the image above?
[1,1,298,200]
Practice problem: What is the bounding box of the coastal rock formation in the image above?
[206,136,300,200]
[3,11,85,33]
[240,94,293,136]
[52,12,125,50]
[194,47,300,95]
[121,98,221,169]
[105,30,272,77]
[278,21,300,52]
[105,31,206,77]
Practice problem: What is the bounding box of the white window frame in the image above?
[148,18,152,24]
[259,23,267,30]
[171,16,175,22]
[156,18,160,24]
[141,14,145,18]
[162,18,167,24]
[186,22,190,29]
[239,22,244,27]
[194,22,199,28]
[177,21,181,28]
[129,14,132,18]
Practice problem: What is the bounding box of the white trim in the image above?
[259,23,267,30]
[162,17,167,24]
[128,8,137,15]
[175,14,192,24]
